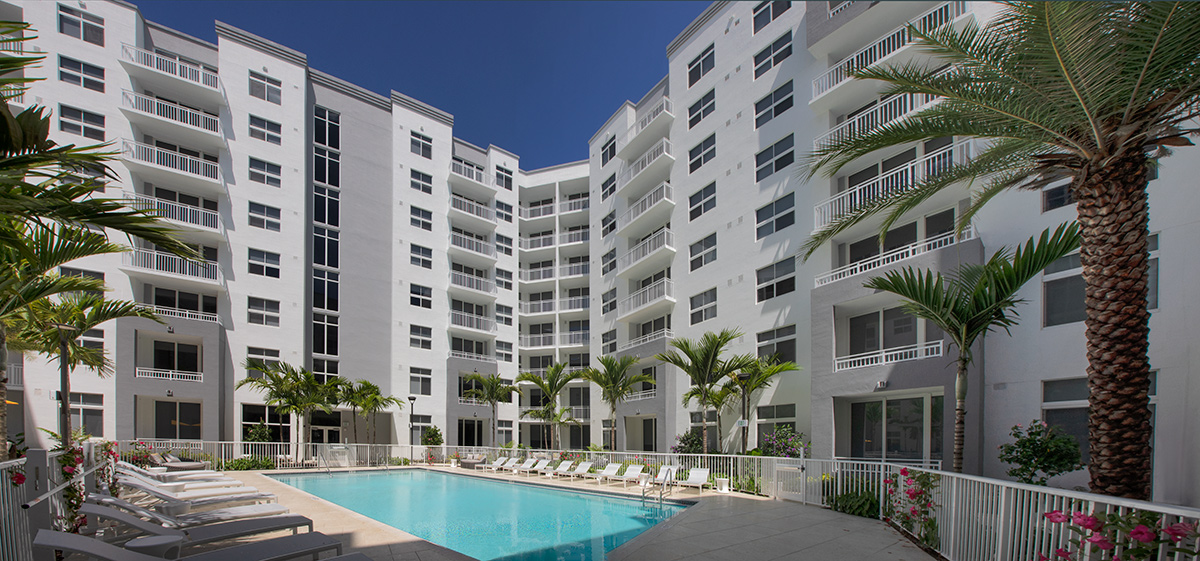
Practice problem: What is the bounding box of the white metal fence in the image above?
[1,458,32,561]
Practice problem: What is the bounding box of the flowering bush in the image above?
[126,441,152,468]
[670,431,704,454]
[420,426,444,446]
[55,444,87,533]
[94,440,119,492]
[1039,508,1200,561]
[7,432,27,487]
[998,420,1083,485]
[884,467,940,549]
[558,451,585,462]
[758,426,809,458]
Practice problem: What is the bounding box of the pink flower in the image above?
[905,478,915,486]
[1129,525,1156,543]
[1072,512,1101,531]
[886,488,894,494]
[899,468,910,476]
[1044,510,1069,523]
[905,488,920,500]
[10,472,25,485]
[883,478,893,485]
[910,506,919,517]
[1085,535,1114,551]
[1163,523,1193,542]
[63,465,76,475]
[1054,548,1071,559]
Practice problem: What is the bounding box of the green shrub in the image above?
[828,489,881,518]
[997,419,1083,485]
[387,457,411,466]
[670,430,704,454]
[221,456,276,471]
[421,426,444,446]
[245,422,272,443]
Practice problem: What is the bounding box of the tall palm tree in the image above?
[358,387,403,446]
[656,329,757,454]
[801,2,1199,499]
[726,356,800,454]
[338,380,374,444]
[865,224,1080,472]
[463,372,520,446]
[582,355,652,451]
[682,383,738,454]
[516,363,583,449]
[238,361,339,459]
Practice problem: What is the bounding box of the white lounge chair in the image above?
[475,456,508,471]
[542,461,574,477]
[517,459,550,476]
[116,478,274,510]
[639,465,676,494]
[117,470,243,491]
[509,458,536,474]
[81,504,312,547]
[117,476,258,499]
[89,494,289,527]
[581,463,621,484]
[566,461,594,479]
[677,468,710,495]
[34,529,343,561]
[613,464,645,488]
[116,462,229,482]
[490,458,520,472]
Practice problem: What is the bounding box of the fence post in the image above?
[994,484,1013,561]
[24,449,52,561]
[945,476,959,561]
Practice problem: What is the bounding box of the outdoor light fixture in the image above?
[166,390,173,397]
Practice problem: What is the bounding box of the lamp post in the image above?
[407,395,417,465]
[52,323,80,451]
[738,371,751,455]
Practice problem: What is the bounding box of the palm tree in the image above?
[338,380,375,444]
[801,2,1199,499]
[656,329,757,454]
[865,224,1080,473]
[358,387,403,446]
[463,372,520,446]
[726,357,801,454]
[582,355,652,451]
[516,363,583,449]
[683,383,738,454]
[237,361,339,459]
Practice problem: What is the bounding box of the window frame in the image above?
[410,284,432,308]
[249,71,281,104]
[410,244,433,269]
[753,31,793,79]
[689,134,716,173]
[248,201,281,231]
[690,287,718,325]
[249,115,282,145]
[756,258,796,302]
[755,134,795,182]
[247,296,280,326]
[59,104,105,140]
[59,55,105,92]
[247,248,281,278]
[689,233,717,271]
[755,193,796,239]
[689,182,716,221]
[688,44,715,87]
[753,1,791,34]
[410,325,433,349]
[688,89,715,129]
[59,4,105,46]
[411,132,432,159]
[410,206,433,231]
[755,80,794,129]
[249,157,282,187]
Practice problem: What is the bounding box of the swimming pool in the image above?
[270,469,686,561]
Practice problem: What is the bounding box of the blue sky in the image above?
[135,1,711,170]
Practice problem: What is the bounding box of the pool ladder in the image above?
[640,466,675,504]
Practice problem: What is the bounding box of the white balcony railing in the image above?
[559,198,590,214]
[519,234,555,250]
[617,182,673,231]
[828,0,855,17]
[126,192,221,231]
[449,232,495,257]
[519,203,555,220]
[518,405,545,418]
[121,44,220,90]
[616,138,672,191]
[618,329,674,351]
[123,248,220,282]
[0,33,23,54]
[814,92,939,151]
[450,271,496,294]
[0,85,24,105]
[559,229,589,245]
[4,364,22,387]
[618,279,673,317]
[618,97,673,146]
[617,229,674,273]
[814,139,972,230]
[519,334,556,348]
[569,406,591,421]
[559,297,589,312]
[449,350,498,363]
[520,300,555,314]
[450,160,490,185]
[137,304,219,324]
[449,311,496,333]
[451,194,496,222]
[814,225,976,287]
[122,90,220,134]
[458,397,487,407]
[559,263,589,278]
[834,341,943,372]
[812,1,967,99]
[626,388,657,402]
[519,266,555,282]
[560,332,590,346]
[135,367,203,383]
[122,139,221,183]
[522,370,548,381]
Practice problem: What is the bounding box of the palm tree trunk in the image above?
[1075,159,1153,500]
[953,360,968,473]
[0,325,8,461]
[701,389,709,454]
[610,405,617,452]
[492,403,498,447]
[351,406,359,444]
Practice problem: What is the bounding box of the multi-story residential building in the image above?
[4,0,1197,506]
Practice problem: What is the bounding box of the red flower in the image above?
[1163,523,1193,542]
[1071,512,1101,531]
[1043,510,1069,523]
[10,472,25,485]
[899,467,910,476]
[63,465,76,475]
[1085,534,1114,551]
[1129,525,1156,543]
[1054,548,1071,559]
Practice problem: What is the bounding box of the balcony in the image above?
[519,266,555,283]
[569,406,591,421]
[834,341,943,372]
[520,300,555,315]
[449,350,498,364]
[450,194,496,225]
[135,367,203,383]
[4,363,21,388]
[450,271,497,295]
[813,92,939,151]
[449,232,496,261]
[618,329,674,352]
[814,225,976,287]
[121,90,222,151]
[560,332,590,347]
[618,279,674,322]
[617,229,675,278]
[559,263,589,279]
[137,304,219,324]
[0,33,24,55]
[559,297,589,313]
[617,97,674,161]
[559,197,590,215]
[518,405,546,419]
[121,140,222,195]
[449,311,496,334]
[814,139,973,231]
[559,229,589,246]
[519,202,555,220]
[450,160,491,187]
[616,138,673,201]
[1,85,24,106]
[119,44,222,105]
[519,334,556,349]
[125,192,222,237]
[617,182,673,238]
[811,1,968,108]
[626,388,657,402]
[519,234,555,251]
[122,248,222,286]
[458,397,487,407]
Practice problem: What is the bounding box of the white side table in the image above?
[715,477,731,493]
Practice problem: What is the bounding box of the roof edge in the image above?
[391,91,454,127]
[310,69,390,111]
[666,1,730,59]
[215,21,307,67]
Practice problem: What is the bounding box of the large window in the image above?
[410,284,432,308]
[312,269,339,311]
[249,158,281,187]
[1043,234,1159,326]
[410,169,433,194]
[59,56,104,92]
[756,193,795,239]
[601,289,616,315]
[756,404,796,448]
[247,297,280,326]
[689,233,716,271]
[247,347,280,371]
[601,249,617,275]
[59,5,105,45]
[496,166,514,190]
[754,31,792,79]
[496,268,513,290]
[312,359,338,384]
[314,147,340,187]
[411,132,432,159]
[755,81,794,128]
[690,287,717,325]
[602,330,617,354]
[153,341,199,372]
[753,1,791,33]
[496,235,513,256]
[755,134,795,181]
[313,185,339,226]
[69,393,104,437]
[757,325,797,363]
[496,305,513,326]
[847,307,921,355]
[411,206,433,231]
[312,313,338,356]
[410,325,432,349]
[242,404,289,442]
[248,202,281,231]
[756,258,796,302]
[601,174,616,201]
[153,287,217,316]
[689,182,716,221]
[155,401,201,440]
[248,248,280,278]
[249,115,281,144]
[689,134,716,173]
[601,211,617,237]
[601,137,616,166]
[314,106,340,148]
[848,395,943,461]
[59,105,104,140]
[688,89,715,129]
[410,367,432,395]
[1043,374,1157,465]
[688,44,715,87]
[411,244,432,269]
[496,341,513,363]
[249,71,281,104]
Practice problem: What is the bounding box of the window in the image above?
[690,233,717,271]
[410,325,432,349]
[154,401,201,440]
[688,44,715,87]
[1043,184,1074,212]
[755,81,794,128]
[248,297,280,326]
[59,5,104,45]
[601,250,617,275]
[753,1,791,33]
[754,31,793,79]
[688,89,715,129]
[248,249,280,278]
[496,304,513,326]
[602,330,617,354]
[689,182,716,221]
[498,420,513,445]
[410,284,432,308]
[601,289,617,315]
[1043,252,1085,327]
[79,329,103,350]
[59,56,104,92]
[314,147,340,187]
[690,410,719,451]
[689,134,716,173]
[757,325,797,363]
[313,106,339,149]
[756,134,795,181]
[242,404,290,442]
[313,227,339,268]
[1042,374,1156,465]
[152,287,217,315]
[247,347,280,371]
[411,415,432,444]
[411,132,432,158]
[411,206,433,231]
[496,235,513,256]
[312,358,338,384]
[153,341,199,373]
[756,193,795,239]
[496,201,513,223]
[496,268,513,290]
[408,244,432,269]
[249,158,281,187]
[60,267,104,298]
[757,404,797,448]
[601,211,617,237]
[690,288,717,324]
[248,115,281,144]
[410,367,432,395]
[410,169,433,194]
[313,185,339,226]
[496,166,514,190]
[601,174,616,201]
[496,341,513,363]
[248,202,281,231]
[757,258,796,302]
[249,71,281,104]
[313,269,339,311]
[601,138,616,167]
[59,105,104,141]
[312,313,338,356]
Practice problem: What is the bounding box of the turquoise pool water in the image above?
[270,470,686,561]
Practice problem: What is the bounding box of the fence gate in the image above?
[775,460,807,503]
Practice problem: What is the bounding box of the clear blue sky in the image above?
[134,1,711,170]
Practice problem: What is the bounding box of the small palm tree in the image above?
[725,357,801,454]
[865,223,1081,473]
[463,372,520,446]
[338,380,377,444]
[582,355,652,451]
[516,363,583,449]
[238,361,340,459]
[682,383,738,454]
[656,329,757,454]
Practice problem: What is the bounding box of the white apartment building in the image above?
[4,0,1198,506]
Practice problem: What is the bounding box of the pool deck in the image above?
[206,467,934,561]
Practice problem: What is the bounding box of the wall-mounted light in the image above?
[166,326,174,334]
[875,380,888,391]
[166,390,173,397]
